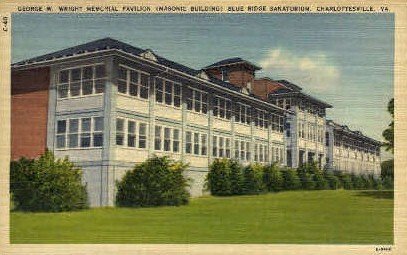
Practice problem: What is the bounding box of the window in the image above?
[154,126,162,150]
[80,118,91,148]
[221,69,229,82]
[139,123,147,149]
[236,103,251,125]
[57,117,103,149]
[117,65,149,99]
[254,144,258,162]
[194,133,200,155]
[225,138,231,158]
[173,129,180,153]
[93,117,104,147]
[56,120,67,148]
[187,88,208,114]
[185,131,192,154]
[234,141,239,159]
[68,119,79,148]
[240,141,245,161]
[213,96,231,119]
[246,142,251,161]
[219,137,224,157]
[271,114,284,133]
[127,120,136,147]
[212,136,218,157]
[116,118,125,145]
[201,134,207,155]
[57,64,106,98]
[253,108,268,128]
[156,78,181,107]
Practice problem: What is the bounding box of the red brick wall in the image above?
[205,65,255,89]
[11,67,50,160]
[252,79,284,100]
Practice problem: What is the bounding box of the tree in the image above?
[381,159,394,179]
[382,98,394,153]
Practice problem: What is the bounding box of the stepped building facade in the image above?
[11,38,382,206]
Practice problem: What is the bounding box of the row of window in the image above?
[298,122,325,143]
[57,64,106,98]
[56,117,103,148]
[113,118,284,163]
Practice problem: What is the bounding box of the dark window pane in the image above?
[58,84,68,98]
[70,82,80,97]
[68,134,78,148]
[130,70,138,83]
[82,80,93,95]
[56,135,65,148]
[118,80,127,94]
[81,118,91,132]
[59,70,69,83]
[95,80,105,94]
[69,119,79,132]
[95,65,106,78]
[118,67,127,80]
[140,73,149,87]
[57,120,66,133]
[83,66,93,80]
[93,133,103,147]
[71,68,81,81]
[140,86,148,99]
[165,92,172,105]
[129,83,138,96]
[80,134,91,148]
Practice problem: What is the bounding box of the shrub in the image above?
[229,159,244,195]
[116,156,190,207]
[362,174,375,190]
[313,172,329,190]
[373,177,383,190]
[206,158,232,196]
[337,172,353,190]
[10,151,88,212]
[382,176,394,190]
[299,172,315,190]
[282,168,301,190]
[263,163,283,192]
[324,171,340,190]
[242,163,265,195]
[351,174,364,190]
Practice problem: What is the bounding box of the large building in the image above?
[11,38,382,207]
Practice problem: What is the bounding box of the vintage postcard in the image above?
[0,0,405,254]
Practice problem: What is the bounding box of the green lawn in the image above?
[10,190,393,244]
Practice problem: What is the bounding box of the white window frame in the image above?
[117,64,150,100]
[57,63,106,99]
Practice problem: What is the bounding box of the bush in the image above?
[299,172,315,190]
[337,172,353,190]
[263,163,283,192]
[242,163,265,195]
[10,151,88,212]
[282,168,301,190]
[116,156,190,207]
[382,176,394,190]
[373,177,383,190]
[313,172,329,190]
[351,174,364,190]
[229,159,244,195]
[324,171,340,190]
[362,174,374,190]
[206,158,232,196]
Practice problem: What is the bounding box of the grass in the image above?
[10,190,393,244]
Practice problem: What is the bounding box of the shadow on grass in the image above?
[354,190,394,200]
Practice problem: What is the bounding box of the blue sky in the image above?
[12,13,394,156]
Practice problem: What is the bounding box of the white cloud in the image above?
[258,48,340,92]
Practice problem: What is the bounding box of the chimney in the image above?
[203,57,261,91]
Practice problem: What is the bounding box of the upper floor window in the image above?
[186,88,208,114]
[117,65,149,99]
[271,114,284,133]
[57,64,106,99]
[155,78,181,107]
[221,69,229,82]
[236,103,251,125]
[253,108,269,129]
[56,116,103,149]
[213,96,231,120]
